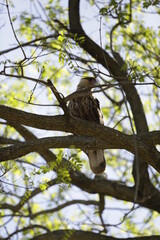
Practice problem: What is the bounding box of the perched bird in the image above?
[68,77,106,174]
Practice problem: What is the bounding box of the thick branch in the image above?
[28,230,160,240]
[0,137,21,145]
[0,136,107,161]
[0,105,160,173]
[0,105,131,145]
[70,171,160,213]
[6,122,160,213]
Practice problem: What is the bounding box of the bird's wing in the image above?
[68,94,106,174]
[68,95,104,125]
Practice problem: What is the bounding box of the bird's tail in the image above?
[86,150,106,174]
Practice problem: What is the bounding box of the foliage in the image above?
[0,0,160,239]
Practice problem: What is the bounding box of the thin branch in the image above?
[0,34,58,56]
[0,179,57,212]
[4,224,50,240]
[25,200,99,219]
[64,81,160,103]
[113,116,129,129]
[47,79,70,116]
[0,72,49,87]
[120,86,139,202]
[0,179,33,190]
[6,0,26,60]
[0,135,109,162]
[14,98,60,107]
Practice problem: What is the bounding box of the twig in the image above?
[0,72,49,87]
[109,0,132,67]
[28,67,44,103]
[99,16,112,76]
[111,204,137,227]
[28,82,38,103]
[64,80,160,103]
[47,79,70,116]
[98,194,107,233]
[4,224,51,240]
[14,98,60,107]
[0,179,34,190]
[113,116,129,129]
[5,0,26,60]
[0,34,58,56]
[120,86,139,203]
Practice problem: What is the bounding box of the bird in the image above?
[68,77,106,174]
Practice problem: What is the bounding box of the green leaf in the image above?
[99,7,108,15]
[39,183,49,191]
[58,35,65,43]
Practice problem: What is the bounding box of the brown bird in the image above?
[68,77,106,174]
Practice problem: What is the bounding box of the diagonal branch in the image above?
[5,122,160,213]
[0,34,58,56]
[28,200,99,219]
[47,79,70,116]
[6,0,26,59]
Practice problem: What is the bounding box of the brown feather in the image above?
[68,95,103,124]
[68,77,106,174]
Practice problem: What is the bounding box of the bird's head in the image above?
[77,77,98,90]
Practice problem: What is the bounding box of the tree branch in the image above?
[70,171,160,213]
[0,105,160,172]
[0,137,22,145]
[28,229,160,240]
[5,122,160,213]
[0,105,159,171]
[0,135,107,161]
[47,79,70,116]
[0,34,58,56]
[28,200,99,219]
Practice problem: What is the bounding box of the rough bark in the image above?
[2,118,160,213]
[29,230,160,240]
[0,105,160,173]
